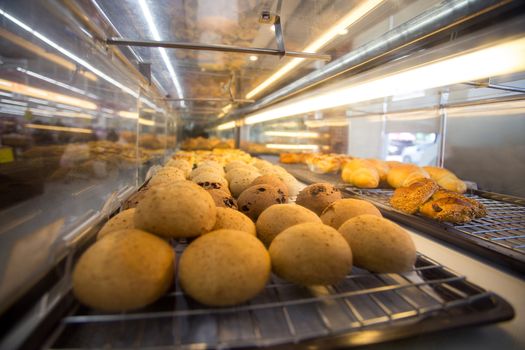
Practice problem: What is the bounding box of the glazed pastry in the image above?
[341,159,380,188]
[423,166,467,193]
[387,165,430,188]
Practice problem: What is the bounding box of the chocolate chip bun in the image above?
[296,183,342,215]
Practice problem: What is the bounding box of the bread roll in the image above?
[269,223,352,286]
[237,184,287,220]
[190,165,222,180]
[256,204,321,246]
[134,181,216,237]
[73,229,174,311]
[321,198,382,229]
[387,165,430,188]
[148,169,185,187]
[212,207,256,235]
[423,166,467,193]
[229,171,261,198]
[165,159,192,178]
[341,159,380,188]
[206,188,237,209]
[97,208,136,240]
[225,167,260,183]
[250,175,289,197]
[179,230,270,306]
[366,159,390,182]
[390,178,439,214]
[192,172,229,193]
[296,183,341,215]
[338,215,416,273]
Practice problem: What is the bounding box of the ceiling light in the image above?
[264,131,319,138]
[1,99,27,107]
[217,121,236,130]
[245,37,525,125]
[0,78,97,110]
[338,28,349,35]
[16,67,99,99]
[222,104,232,113]
[245,0,384,99]
[266,144,320,150]
[118,111,139,119]
[25,123,93,134]
[305,119,349,128]
[249,55,258,61]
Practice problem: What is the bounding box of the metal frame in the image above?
[106,37,331,61]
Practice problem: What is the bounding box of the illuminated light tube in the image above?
[245,38,525,125]
[118,111,138,119]
[305,119,349,128]
[25,123,93,134]
[264,131,319,138]
[217,121,236,130]
[246,0,384,99]
[0,78,97,110]
[222,104,232,113]
[138,0,184,105]
[139,118,155,126]
[16,67,99,99]
[266,144,320,151]
[1,99,27,107]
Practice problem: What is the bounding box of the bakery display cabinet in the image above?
[1,0,524,349]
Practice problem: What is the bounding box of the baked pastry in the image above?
[97,208,136,240]
[165,159,192,178]
[338,215,416,273]
[206,188,237,209]
[134,181,216,238]
[423,166,467,193]
[321,198,382,229]
[179,229,270,306]
[73,229,174,311]
[276,172,301,197]
[387,165,430,188]
[279,153,305,164]
[390,178,440,214]
[269,222,352,286]
[256,204,321,246]
[306,154,341,174]
[212,207,256,235]
[192,172,229,193]
[296,183,342,215]
[237,184,287,221]
[190,165,222,180]
[366,159,390,182]
[431,189,486,217]
[250,175,289,198]
[419,197,476,224]
[341,159,380,188]
[148,168,186,187]
[225,166,260,183]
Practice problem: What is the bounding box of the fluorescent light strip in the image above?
[245,38,525,125]
[266,144,320,150]
[56,103,82,112]
[0,91,13,97]
[217,121,236,130]
[1,99,27,106]
[246,0,384,99]
[25,123,93,134]
[264,131,319,138]
[0,9,139,99]
[28,97,49,105]
[138,0,184,106]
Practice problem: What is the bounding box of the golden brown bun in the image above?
[179,229,270,306]
[341,159,380,188]
[387,165,430,188]
[321,198,382,229]
[250,175,289,198]
[206,188,237,209]
[431,189,486,218]
[269,223,352,286]
[390,179,439,214]
[419,197,475,224]
[296,183,342,215]
[237,184,287,221]
[338,215,416,273]
[212,207,256,235]
[73,229,174,311]
[256,204,321,246]
[134,181,216,238]
[97,208,136,240]
[423,166,467,193]
[366,159,390,182]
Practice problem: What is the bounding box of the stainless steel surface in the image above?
[106,37,332,61]
[221,0,510,124]
[438,90,450,168]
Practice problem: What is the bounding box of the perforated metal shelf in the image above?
[44,242,513,350]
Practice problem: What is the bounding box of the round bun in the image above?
[73,229,174,311]
[277,173,301,197]
[134,181,216,237]
[148,169,185,187]
[296,183,342,215]
[225,167,259,183]
[190,165,222,180]
[256,204,321,246]
[237,184,287,221]
[199,160,224,176]
[229,171,261,198]
[338,215,416,273]
[269,223,352,286]
[179,229,270,306]
[321,198,381,229]
[207,188,237,209]
[192,172,229,193]
[213,207,256,235]
[224,160,248,172]
[250,175,289,197]
[97,208,136,240]
[165,159,192,178]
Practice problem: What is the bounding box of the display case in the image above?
[1,0,524,349]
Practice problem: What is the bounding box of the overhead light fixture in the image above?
[217,121,236,130]
[222,104,232,113]
[16,67,99,99]
[245,0,384,99]
[1,99,27,107]
[264,131,319,138]
[138,0,184,106]
[0,78,97,110]
[338,28,349,35]
[249,55,258,61]
[25,123,93,134]
[118,111,139,119]
[244,37,525,125]
[305,119,349,128]
[266,144,320,151]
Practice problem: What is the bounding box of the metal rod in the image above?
[464,81,525,94]
[106,37,331,61]
[438,90,449,168]
[162,97,254,103]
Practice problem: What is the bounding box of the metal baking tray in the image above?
[280,163,525,274]
[43,241,513,350]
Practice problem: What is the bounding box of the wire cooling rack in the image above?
[44,241,513,350]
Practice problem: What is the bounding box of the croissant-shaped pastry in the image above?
[366,159,390,182]
[341,159,380,188]
[387,165,430,188]
[423,166,467,193]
